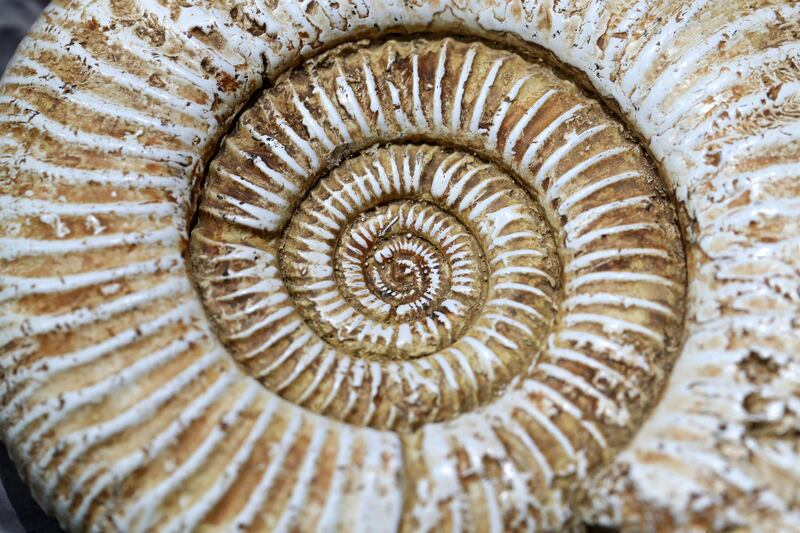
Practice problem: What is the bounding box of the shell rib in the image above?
[0,1,798,532]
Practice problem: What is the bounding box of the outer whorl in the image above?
[0,1,798,532]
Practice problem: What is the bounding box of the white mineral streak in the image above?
[0,0,796,531]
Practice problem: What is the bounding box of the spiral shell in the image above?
[191,37,687,448]
[0,1,798,532]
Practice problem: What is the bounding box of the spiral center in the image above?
[286,187,490,360]
[366,234,443,314]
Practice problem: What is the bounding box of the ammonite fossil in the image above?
[0,1,798,532]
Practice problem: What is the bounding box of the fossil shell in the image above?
[0,1,798,532]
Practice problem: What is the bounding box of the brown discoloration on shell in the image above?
[1,0,795,530]
[190,36,686,529]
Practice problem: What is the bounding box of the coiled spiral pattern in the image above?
[4,0,795,530]
[192,34,687,517]
[281,147,503,362]
[197,142,560,430]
